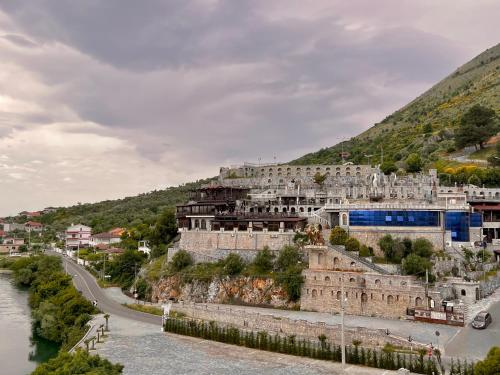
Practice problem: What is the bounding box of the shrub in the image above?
[359,245,371,257]
[276,245,302,272]
[344,237,360,252]
[170,250,193,272]
[274,264,304,302]
[251,247,275,275]
[221,253,245,276]
[412,238,433,258]
[329,226,348,246]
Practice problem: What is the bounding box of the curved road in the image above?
[52,252,162,326]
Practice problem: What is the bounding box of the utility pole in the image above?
[425,269,429,308]
[340,275,346,371]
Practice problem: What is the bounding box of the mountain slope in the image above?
[292,43,500,166]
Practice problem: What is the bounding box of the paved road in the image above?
[445,299,500,361]
[54,252,162,326]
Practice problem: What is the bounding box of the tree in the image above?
[170,250,193,272]
[359,245,371,257]
[32,350,123,375]
[402,254,432,278]
[251,247,275,274]
[275,245,302,272]
[274,264,304,302]
[151,209,177,246]
[344,237,360,252]
[474,346,500,375]
[455,105,498,149]
[313,172,327,186]
[329,226,348,246]
[412,238,433,258]
[222,253,245,276]
[423,123,433,134]
[405,153,423,173]
[380,161,397,175]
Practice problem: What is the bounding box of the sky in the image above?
[0,1,499,216]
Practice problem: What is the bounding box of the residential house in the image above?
[89,229,123,247]
[25,221,44,232]
[0,237,25,254]
[65,224,92,250]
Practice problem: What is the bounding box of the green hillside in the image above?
[36,179,210,233]
[292,43,500,167]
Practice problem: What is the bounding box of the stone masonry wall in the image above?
[172,301,425,350]
[301,269,433,319]
[178,230,294,257]
[348,227,445,255]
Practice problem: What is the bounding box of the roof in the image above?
[472,205,500,211]
[0,230,5,237]
[25,221,43,227]
[66,224,91,231]
[92,232,121,239]
[104,247,125,254]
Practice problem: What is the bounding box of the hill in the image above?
[292,43,500,167]
[36,179,211,233]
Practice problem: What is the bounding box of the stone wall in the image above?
[171,301,426,350]
[301,269,435,319]
[348,227,445,255]
[178,230,294,259]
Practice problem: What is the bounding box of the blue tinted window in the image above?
[470,212,483,228]
[445,212,470,242]
[349,210,439,227]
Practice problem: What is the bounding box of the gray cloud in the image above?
[0,0,499,215]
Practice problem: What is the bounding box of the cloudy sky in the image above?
[0,1,499,216]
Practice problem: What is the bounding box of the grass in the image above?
[469,146,495,160]
[97,279,121,288]
[122,303,163,316]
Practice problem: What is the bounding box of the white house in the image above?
[89,231,122,247]
[65,224,92,250]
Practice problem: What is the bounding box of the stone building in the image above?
[301,245,441,319]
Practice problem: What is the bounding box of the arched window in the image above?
[317,252,323,265]
[415,297,422,307]
[274,207,279,213]
[375,279,381,287]
[349,277,355,283]
[291,207,296,213]
[341,214,348,226]
[200,219,206,230]
[325,276,330,282]
[387,295,394,304]
[312,289,318,298]
[461,289,466,296]
[333,257,340,266]
[282,207,287,212]
[336,291,341,300]
[350,261,356,268]
[361,293,368,303]
[299,207,304,212]
[194,219,199,228]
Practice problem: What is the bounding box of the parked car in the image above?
[472,311,492,329]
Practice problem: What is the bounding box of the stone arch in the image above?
[312,289,318,298]
[349,277,355,283]
[274,207,279,213]
[200,219,206,230]
[336,291,341,300]
[350,261,356,268]
[336,172,341,177]
[415,297,422,307]
[361,292,368,303]
[387,295,394,304]
[194,219,200,229]
[282,207,287,212]
[333,257,340,266]
[375,279,381,287]
[291,207,296,213]
[325,276,331,282]
[461,289,466,296]
[299,207,304,212]
[341,213,348,226]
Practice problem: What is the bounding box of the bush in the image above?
[344,237,361,252]
[474,346,500,375]
[412,238,433,258]
[359,245,371,257]
[170,250,193,272]
[32,350,123,375]
[402,254,432,279]
[405,153,423,173]
[275,245,302,272]
[221,253,245,276]
[329,226,348,246]
[274,264,304,302]
[250,247,275,275]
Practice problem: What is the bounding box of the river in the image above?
[0,273,59,375]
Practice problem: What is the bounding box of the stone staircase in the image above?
[325,243,391,275]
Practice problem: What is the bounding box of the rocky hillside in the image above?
[292,43,500,167]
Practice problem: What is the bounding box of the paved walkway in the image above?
[96,314,407,375]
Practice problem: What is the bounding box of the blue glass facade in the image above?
[349,210,440,227]
[444,212,470,242]
[470,212,483,228]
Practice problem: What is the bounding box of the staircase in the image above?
[325,243,391,275]
[309,206,330,228]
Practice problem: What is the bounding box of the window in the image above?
[387,295,394,304]
[349,277,355,283]
[349,210,440,227]
[336,291,341,300]
[341,214,348,226]
[461,289,466,296]
[350,262,356,268]
[415,297,422,306]
[325,276,330,282]
[445,212,470,241]
[312,289,318,298]
[200,220,207,230]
